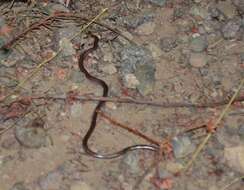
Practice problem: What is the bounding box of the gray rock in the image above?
[190,36,208,53]
[240,52,244,63]
[215,0,236,19]
[10,182,29,190]
[199,67,209,76]
[208,7,227,21]
[221,19,241,39]
[122,12,155,29]
[144,0,167,6]
[120,151,143,176]
[0,38,12,63]
[238,124,244,139]
[160,37,177,52]
[232,0,244,14]
[135,64,155,95]
[15,119,51,149]
[172,135,195,158]
[119,45,154,73]
[119,45,155,95]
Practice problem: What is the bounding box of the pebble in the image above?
[232,0,244,14]
[189,52,208,68]
[0,40,11,62]
[119,45,153,73]
[10,182,29,190]
[190,5,208,19]
[208,7,226,21]
[15,119,51,149]
[215,0,236,19]
[190,36,208,53]
[119,44,155,95]
[135,64,155,95]
[238,124,244,139]
[70,181,92,190]
[224,146,244,174]
[144,0,167,6]
[172,135,195,158]
[135,21,155,35]
[123,73,140,89]
[160,37,178,52]
[221,19,241,40]
[165,161,184,174]
[122,12,154,29]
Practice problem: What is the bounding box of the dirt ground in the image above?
[0,0,243,190]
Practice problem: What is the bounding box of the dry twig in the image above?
[183,78,244,172]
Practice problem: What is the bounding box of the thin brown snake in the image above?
[79,33,159,159]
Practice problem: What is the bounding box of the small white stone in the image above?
[165,161,184,173]
[124,74,140,89]
[105,102,117,110]
[103,52,113,62]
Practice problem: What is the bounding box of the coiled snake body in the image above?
[79,34,159,159]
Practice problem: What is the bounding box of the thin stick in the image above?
[69,8,108,41]
[221,176,244,190]
[1,8,109,103]
[98,111,160,145]
[184,78,244,172]
[28,94,244,108]
[1,49,61,102]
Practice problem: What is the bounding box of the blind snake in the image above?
[78,33,159,159]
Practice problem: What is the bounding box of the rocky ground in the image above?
[0,0,243,190]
